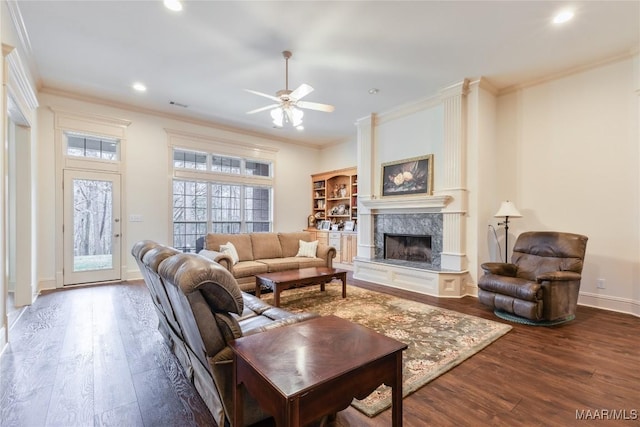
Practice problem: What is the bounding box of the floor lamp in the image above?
[494,201,522,262]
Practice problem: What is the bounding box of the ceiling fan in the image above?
[246,50,335,129]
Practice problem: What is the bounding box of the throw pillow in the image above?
[219,242,240,265]
[296,239,318,258]
[198,249,222,261]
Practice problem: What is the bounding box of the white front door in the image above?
[63,170,121,285]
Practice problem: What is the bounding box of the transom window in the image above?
[173,150,271,177]
[172,148,273,252]
[66,133,119,160]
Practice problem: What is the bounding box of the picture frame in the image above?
[320,220,331,231]
[381,154,433,197]
[344,220,355,232]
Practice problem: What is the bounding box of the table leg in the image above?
[233,353,244,427]
[273,283,281,307]
[255,278,262,298]
[340,273,347,298]
[391,351,403,427]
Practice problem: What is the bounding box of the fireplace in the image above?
[384,234,432,263]
[373,213,443,269]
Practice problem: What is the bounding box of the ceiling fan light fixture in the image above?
[246,50,334,129]
[291,107,304,127]
[271,108,284,127]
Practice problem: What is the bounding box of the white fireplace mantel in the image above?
[359,194,451,213]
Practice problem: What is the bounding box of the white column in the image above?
[355,114,376,260]
[438,80,469,271]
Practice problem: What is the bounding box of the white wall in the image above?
[375,106,444,192]
[496,56,639,314]
[36,92,322,286]
[328,56,640,315]
[316,136,357,174]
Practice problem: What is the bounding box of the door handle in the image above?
[114,234,121,238]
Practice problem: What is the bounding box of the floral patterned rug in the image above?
[260,283,512,417]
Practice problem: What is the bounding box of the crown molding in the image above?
[165,127,279,154]
[374,93,442,126]
[39,86,340,150]
[498,50,639,96]
[5,0,41,84]
[4,47,39,111]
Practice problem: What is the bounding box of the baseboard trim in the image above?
[578,292,639,317]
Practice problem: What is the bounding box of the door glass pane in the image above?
[73,179,113,271]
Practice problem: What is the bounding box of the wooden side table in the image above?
[230,315,407,426]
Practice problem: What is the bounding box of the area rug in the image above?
[260,283,512,417]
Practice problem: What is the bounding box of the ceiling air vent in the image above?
[169,101,188,108]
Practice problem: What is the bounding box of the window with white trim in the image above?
[172,149,273,252]
[66,133,120,161]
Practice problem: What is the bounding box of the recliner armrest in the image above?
[481,262,518,276]
[536,271,582,282]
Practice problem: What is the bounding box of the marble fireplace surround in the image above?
[375,213,442,268]
[354,195,469,298]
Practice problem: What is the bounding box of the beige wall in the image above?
[316,137,357,174]
[36,92,322,285]
[495,56,639,314]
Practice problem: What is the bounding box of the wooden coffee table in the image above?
[230,315,407,427]
[255,267,347,307]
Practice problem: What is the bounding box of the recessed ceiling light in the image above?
[553,10,574,24]
[164,0,183,12]
[368,88,380,95]
[132,82,147,92]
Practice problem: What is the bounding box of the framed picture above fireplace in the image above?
[381,154,433,197]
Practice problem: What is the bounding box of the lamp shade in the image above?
[494,200,522,218]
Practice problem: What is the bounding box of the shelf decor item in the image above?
[381,154,433,197]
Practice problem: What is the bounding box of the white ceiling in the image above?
[15,1,640,146]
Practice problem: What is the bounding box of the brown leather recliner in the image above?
[478,231,588,324]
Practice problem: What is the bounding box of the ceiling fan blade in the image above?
[285,108,294,124]
[246,104,279,114]
[296,101,335,113]
[245,89,280,102]
[290,83,314,100]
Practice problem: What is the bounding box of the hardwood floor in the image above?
[1,277,638,426]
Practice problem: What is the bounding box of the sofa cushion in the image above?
[219,242,240,265]
[278,232,313,257]
[232,260,269,278]
[250,233,283,259]
[296,240,318,257]
[296,257,327,269]
[258,258,300,273]
[206,233,254,261]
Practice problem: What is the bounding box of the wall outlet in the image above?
[596,279,605,289]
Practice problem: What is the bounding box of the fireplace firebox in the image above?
[384,233,432,263]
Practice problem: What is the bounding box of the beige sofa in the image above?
[202,231,336,292]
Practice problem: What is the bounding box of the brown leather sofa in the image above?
[132,240,318,426]
[202,231,336,292]
[477,231,588,323]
